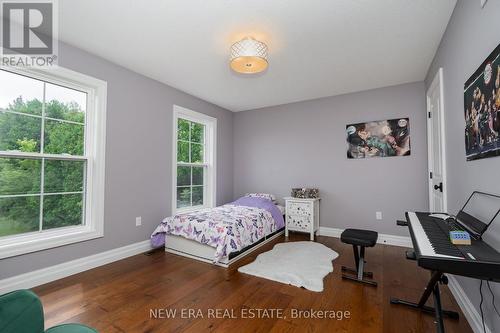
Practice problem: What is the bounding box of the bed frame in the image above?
[165,228,285,268]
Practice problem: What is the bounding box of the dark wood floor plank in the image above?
[33,234,473,333]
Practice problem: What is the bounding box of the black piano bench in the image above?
[340,228,378,287]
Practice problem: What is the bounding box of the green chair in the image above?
[0,289,98,333]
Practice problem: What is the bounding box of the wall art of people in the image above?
[346,118,411,159]
[464,43,500,161]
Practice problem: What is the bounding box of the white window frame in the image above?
[172,105,216,214]
[0,65,107,259]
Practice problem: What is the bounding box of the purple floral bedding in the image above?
[151,197,284,262]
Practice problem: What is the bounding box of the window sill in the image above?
[0,226,103,259]
[174,205,211,215]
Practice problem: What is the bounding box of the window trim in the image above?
[172,105,216,214]
[0,65,107,259]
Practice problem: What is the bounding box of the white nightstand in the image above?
[284,197,320,241]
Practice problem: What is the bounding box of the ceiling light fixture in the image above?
[230,37,268,74]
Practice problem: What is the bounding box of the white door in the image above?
[426,68,448,212]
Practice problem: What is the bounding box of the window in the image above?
[0,66,107,258]
[173,105,216,213]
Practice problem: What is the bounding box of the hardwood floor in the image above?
[34,234,474,333]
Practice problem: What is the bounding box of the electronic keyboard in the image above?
[405,211,500,282]
[393,193,500,333]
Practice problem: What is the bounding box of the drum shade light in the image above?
[230,37,268,74]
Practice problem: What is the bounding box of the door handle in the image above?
[434,182,443,192]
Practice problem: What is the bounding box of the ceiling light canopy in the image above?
[230,37,268,74]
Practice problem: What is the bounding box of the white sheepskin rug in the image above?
[238,241,338,292]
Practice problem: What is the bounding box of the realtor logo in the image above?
[1,0,58,67]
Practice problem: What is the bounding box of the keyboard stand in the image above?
[390,271,459,333]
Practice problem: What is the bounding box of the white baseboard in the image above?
[0,239,152,295]
[317,226,412,247]
[447,275,492,333]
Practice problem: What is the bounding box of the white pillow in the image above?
[245,193,276,202]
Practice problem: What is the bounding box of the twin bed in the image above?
[151,194,285,267]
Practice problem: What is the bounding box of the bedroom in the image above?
[1,1,500,332]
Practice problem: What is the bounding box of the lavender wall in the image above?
[233,81,428,237]
[425,0,500,331]
[0,42,234,279]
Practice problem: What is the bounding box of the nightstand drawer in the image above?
[286,201,312,216]
[286,214,311,231]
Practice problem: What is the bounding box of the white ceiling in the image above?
[59,0,456,111]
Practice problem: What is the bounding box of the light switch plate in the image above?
[376,212,383,220]
[135,216,142,226]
